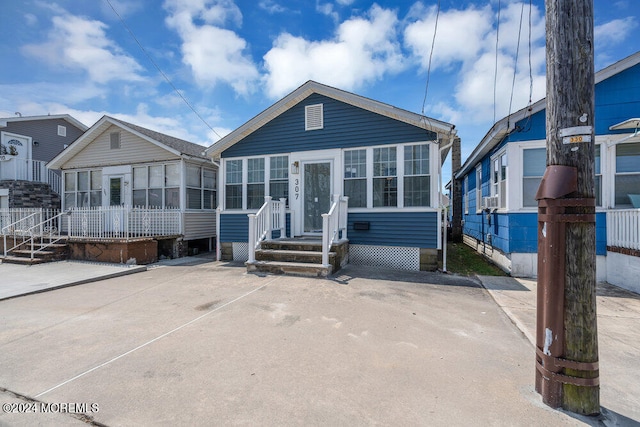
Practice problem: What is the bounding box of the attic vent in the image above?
[110,132,121,149]
[57,125,66,137]
[305,104,323,131]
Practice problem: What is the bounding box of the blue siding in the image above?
[464,212,607,256]
[347,211,438,248]
[220,214,249,242]
[222,94,436,158]
[595,63,640,135]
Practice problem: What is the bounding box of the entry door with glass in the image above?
[303,162,331,233]
[109,177,124,206]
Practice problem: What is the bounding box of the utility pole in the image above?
[451,137,463,243]
[535,0,599,415]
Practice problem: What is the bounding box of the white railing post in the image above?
[341,196,349,240]
[265,196,273,240]
[248,214,257,263]
[321,213,330,266]
[216,207,221,261]
[279,198,287,238]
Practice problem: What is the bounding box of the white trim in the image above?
[475,164,482,212]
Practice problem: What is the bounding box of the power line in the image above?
[493,0,502,124]
[104,0,221,139]
[421,0,441,138]
[507,2,526,128]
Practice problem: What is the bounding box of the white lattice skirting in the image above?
[232,242,249,261]
[349,244,420,271]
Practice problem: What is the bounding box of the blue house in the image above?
[455,52,640,293]
[206,81,456,275]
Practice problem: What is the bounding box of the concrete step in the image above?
[261,240,324,252]
[246,260,332,277]
[1,255,48,265]
[255,249,335,265]
[12,249,57,258]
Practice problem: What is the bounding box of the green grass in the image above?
[443,242,508,277]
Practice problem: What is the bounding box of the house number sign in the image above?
[559,126,593,145]
[294,178,300,199]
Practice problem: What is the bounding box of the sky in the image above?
[1,0,639,185]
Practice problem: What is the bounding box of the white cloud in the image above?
[263,5,405,98]
[595,17,637,47]
[21,14,146,84]
[164,0,259,95]
[259,0,287,14]
[404,2,546,125]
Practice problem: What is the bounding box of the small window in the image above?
[57,125,67,137]
[476,166,482,211]
[110,132,121,149]
[305,104,323,130]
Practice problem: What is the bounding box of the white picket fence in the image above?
[607,209,640,251]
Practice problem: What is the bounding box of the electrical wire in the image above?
[493,0,501,124]
[420,0,441,139]
[104,0,221,139]
[507,2,526,130]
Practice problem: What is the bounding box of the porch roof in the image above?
[48,116,209,169]
[205,80,456,159]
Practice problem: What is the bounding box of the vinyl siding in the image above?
[220,213,249,242]
[347,211,438,248]
[222,94,436,158]
[183,211,216,240]
[62,125,178,169]
[2,118,85,163]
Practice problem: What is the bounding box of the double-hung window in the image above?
[344,149,367,208]
[492,152,507,209]
[404,144,430,207]
[373,147,397,207]
[595,145,602,206]
[247,158,265,209]
[225,160,243,209]
[203,168,217,209]
[522,148,546,208]
[615,142,640,207]
[464,176,469,214]
[133,163,180,208]
[186,165,202,209]
[269,156,289,205]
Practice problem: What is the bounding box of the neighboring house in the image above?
[206,80,456,272]
[0,114,87,209]
[455,51,640,293]
[47,115,217,257]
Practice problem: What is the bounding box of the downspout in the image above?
[438,134,455,273]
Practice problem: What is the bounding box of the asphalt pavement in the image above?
[0,258,638,426]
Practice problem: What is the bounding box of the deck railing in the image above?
[247,197,287,263]
[321,195,348,266]
[0,159,61,194]
[607,209,640,251]
[66,206,182,240]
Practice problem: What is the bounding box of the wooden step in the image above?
[246,260,332,277]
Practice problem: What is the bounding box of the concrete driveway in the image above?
[0,261,606,426]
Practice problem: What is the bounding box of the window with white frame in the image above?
[64,170,102,208]
[476,165,482,211]
[373,147,397,207]
[270,155,289,205]
[615,142,640,207]
[344,149,367,208]
[404,144,430,207]
[492,151,507,208]
[133,163,180,208]
[203,168,217,209]
[247,158,265,209]
[595,145,602,206]
[225,159,243,209]
[522,148,546,208]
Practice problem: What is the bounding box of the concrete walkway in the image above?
[479,275,640,424]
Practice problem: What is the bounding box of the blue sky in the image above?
[1,0,639,184]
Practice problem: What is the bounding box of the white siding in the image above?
[184,211,216,240]
[63,125,178,169]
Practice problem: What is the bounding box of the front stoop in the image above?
[1,238,69,265]
[246,238,349,277]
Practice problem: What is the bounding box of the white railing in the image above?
[247,197,287,263]
[0,159,61,194]
[2,209,62,257]
[67,206,182,240]
[607,209,640,251]
[321,195,349,266]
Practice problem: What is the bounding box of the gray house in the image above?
[0,114,87,209]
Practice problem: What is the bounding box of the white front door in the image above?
[302,161,332,234]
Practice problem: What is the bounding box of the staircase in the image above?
[2,236,69,265]
[246,238,349,277]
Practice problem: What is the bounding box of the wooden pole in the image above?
[543,0,599,415]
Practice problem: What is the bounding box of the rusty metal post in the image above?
[535,165,599,407]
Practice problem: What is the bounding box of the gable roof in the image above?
[455,50,640,179]
[205,80,456,158]
[0,114,88,132]
[48,115,208,169]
